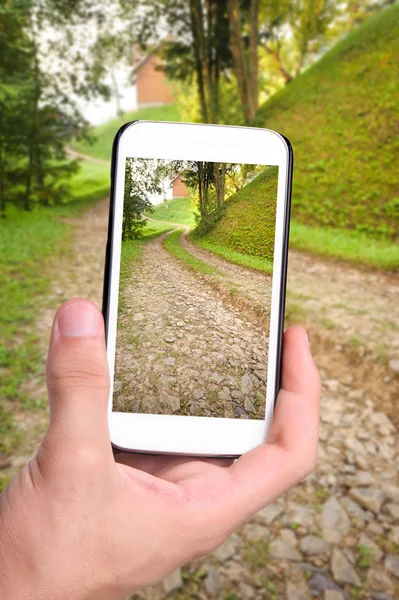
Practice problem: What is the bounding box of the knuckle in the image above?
[47,354,109,392]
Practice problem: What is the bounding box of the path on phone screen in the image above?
[7,198,399,600]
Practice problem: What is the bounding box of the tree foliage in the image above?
[0,0,113,216]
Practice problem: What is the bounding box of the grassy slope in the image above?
[256,4,399,243]
[147,197,197,227]
[72,104,180,161]
[197,166,278,266]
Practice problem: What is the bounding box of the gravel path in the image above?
[114,231,268,419]
[4,201,398,600]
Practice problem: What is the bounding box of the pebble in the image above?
[269,539,301,561]
[385,503,399,520]
[241,373,253,394]
[299,535,330,556]
[164,357,176,366]
[256,503,284,525]
[213,534,241,562]
[359,533,383,561]
[204,566,219,596]
[280,528,298,548]
[163,569,183,595]
[331,548,361,586]
[349,487,384,514]
[384,554,399,578]
[321,497,350,543]
[286,581,308,600]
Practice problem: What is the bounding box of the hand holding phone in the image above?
[104,121,294,456]
[0,299,320,599]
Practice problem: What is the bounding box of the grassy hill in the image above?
[197,166,278,263]
[72,104,180,161]
[147,197,197,227]
[255,4,399,244]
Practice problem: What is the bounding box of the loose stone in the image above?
[269,539,301,561]
[349,487,384,514]
[163,569,183,595]
[256,503,284,525]
[321,496,350,543]
[384,554,399,578]
[331,548,361,586]
[299,535,330,556]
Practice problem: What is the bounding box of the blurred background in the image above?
[0,1,398,599]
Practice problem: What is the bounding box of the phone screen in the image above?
[112,157,279,420]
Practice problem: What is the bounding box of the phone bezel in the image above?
[103,121,293,457]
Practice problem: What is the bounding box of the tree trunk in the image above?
[214,162,226,208]
[263,44,294,84]
[227,0,251,124]
[248,0,259,120]
[189,0,209,123]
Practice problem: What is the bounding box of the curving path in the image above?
[114,231,269,419]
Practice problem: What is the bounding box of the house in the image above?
[132,51,175,108]
[171,173,189,198]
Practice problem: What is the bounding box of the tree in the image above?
[0,0,114,214]
[227,0,260,123]
[123,158,176,239]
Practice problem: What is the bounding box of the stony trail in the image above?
[3,200,398,600]
[114,231,269,419]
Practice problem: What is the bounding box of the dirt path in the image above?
[65,145,111,165]
[114,231,268,419]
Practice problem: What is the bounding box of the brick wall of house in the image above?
[173,175,189,198]
[136,54,175,106]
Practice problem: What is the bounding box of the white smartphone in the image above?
[103,121,292,457]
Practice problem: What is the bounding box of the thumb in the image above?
[44,299,111,458]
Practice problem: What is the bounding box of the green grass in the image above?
[192,237,274,274]
[146,196,197,227]
[290,221,399,270]
[68,161,110,207]
[0,160,109,459]
[197,166,278,262]
[163,230,220,276]
[72,104,181,161]
[255,4,399,245]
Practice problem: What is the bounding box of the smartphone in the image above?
[103,121,292,457]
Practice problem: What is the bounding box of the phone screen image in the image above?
[112,158,279,420]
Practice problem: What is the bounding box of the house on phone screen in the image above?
[171,173,189,198]
[132,50,175,108]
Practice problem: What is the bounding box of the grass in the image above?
[0,160,109,462]
[255,4,399,245]
[72,104,181,161]
[146,196,197,227]
[198,167,278,262]
[163,230,220,276]
[290,221,399,270]
[68,161,110,207]
[192,237,274,274]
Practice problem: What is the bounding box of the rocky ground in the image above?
[2,199,398,600]
[114,231,271,419]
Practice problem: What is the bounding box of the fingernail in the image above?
[58,302,101,337]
